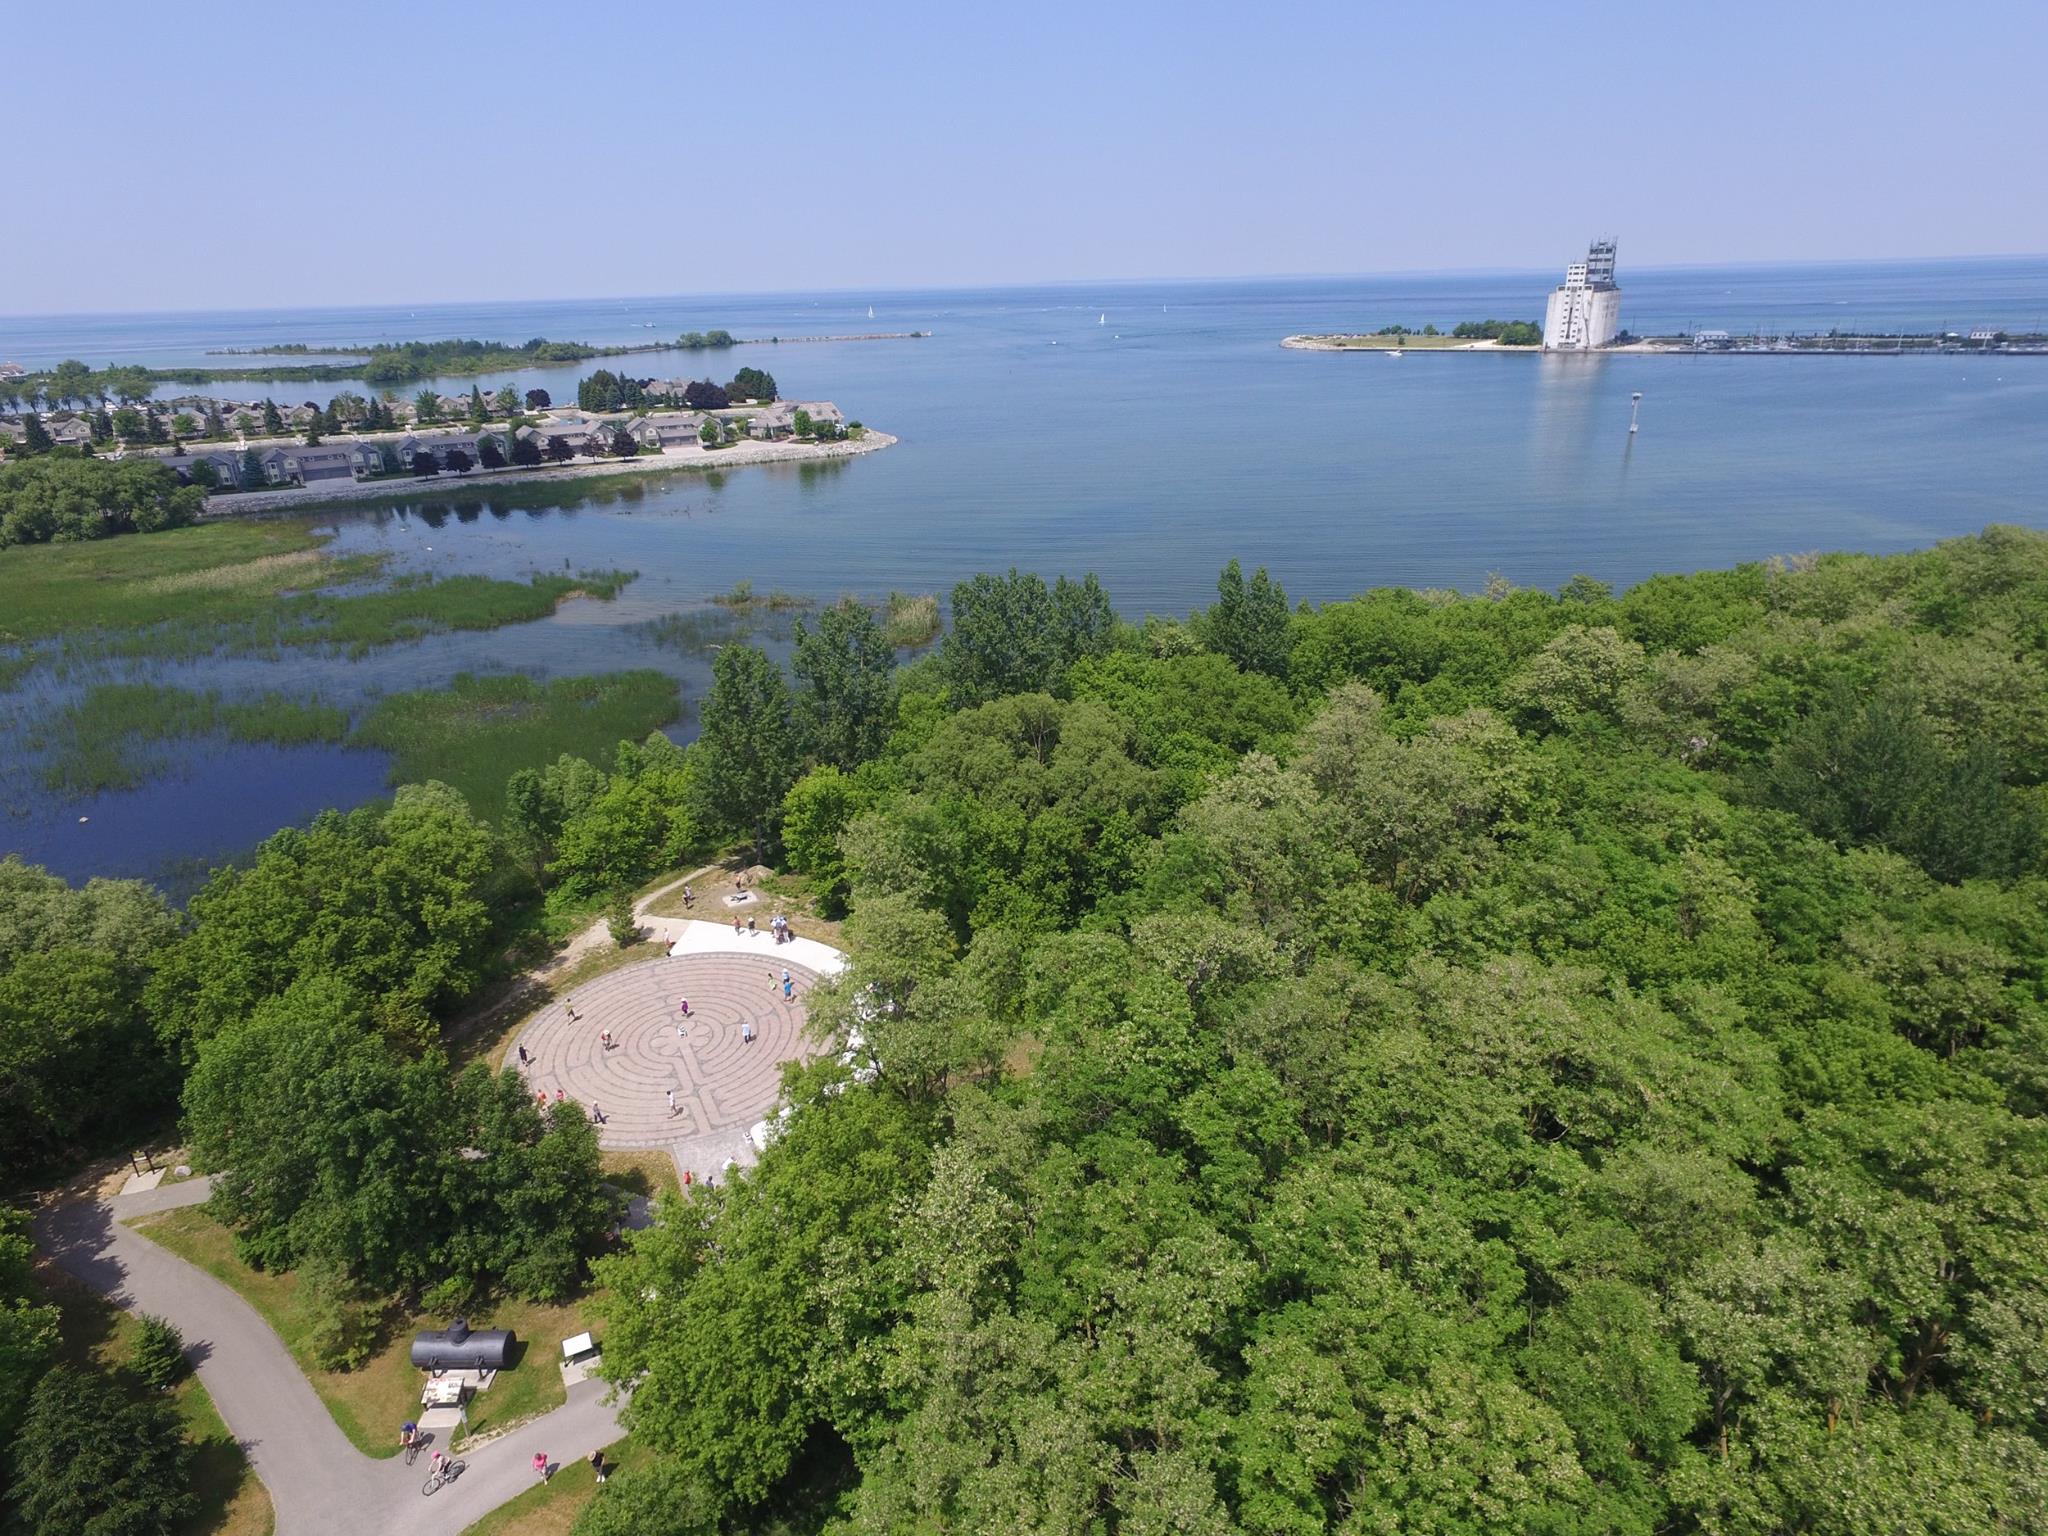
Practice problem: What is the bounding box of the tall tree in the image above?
[943,569,1114,705]
[1203,558,1292,677]
[727,366,776,402]
[692,644,796,861]
[792,601,895,768]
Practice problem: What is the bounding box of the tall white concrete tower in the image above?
[1543,239,1623,350]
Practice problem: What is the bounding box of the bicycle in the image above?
[403,1430,430,1467]
[422,1457,466,1496]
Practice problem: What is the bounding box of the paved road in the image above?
[37,1178,626,1536]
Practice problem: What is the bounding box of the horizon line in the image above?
[3,252,2045,328]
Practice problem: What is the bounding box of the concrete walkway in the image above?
[37,1178,626,1536]
[666,916,847,976]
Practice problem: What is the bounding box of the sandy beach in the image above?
[200,429,898,516]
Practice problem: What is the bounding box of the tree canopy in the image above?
[580,530,2048,1536]
[0,458,202,547]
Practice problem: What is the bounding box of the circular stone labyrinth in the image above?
[516,953,821,1171]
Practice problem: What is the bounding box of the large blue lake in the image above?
[5,259,2047,886]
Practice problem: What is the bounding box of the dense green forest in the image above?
[5,528,2048,1534]
[593,532,2048,1534]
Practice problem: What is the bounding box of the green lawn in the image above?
[600,1147,681,1202]
[34,1253,274,1536]
[127,1205,587,1458]
[458,1436,649,1536]
[350,671,682,822]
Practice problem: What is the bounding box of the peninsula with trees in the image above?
[1284,319,1545,350]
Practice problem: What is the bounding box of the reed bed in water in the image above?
[39,682,350,794]
[351,670,682,821]
[883,591,940,648]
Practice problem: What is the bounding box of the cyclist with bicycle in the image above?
[399,1421,419,1461]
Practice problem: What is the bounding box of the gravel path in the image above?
[37,1178,626,1536]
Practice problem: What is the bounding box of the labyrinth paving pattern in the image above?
[517,954,820,1169]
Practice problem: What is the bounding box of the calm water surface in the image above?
[5,261,2046,885]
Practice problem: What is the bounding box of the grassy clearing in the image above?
[458,1436,649,1536]
[128,1205,587,1458]
[350,671,682,822]
[38,683,351,794]
[33,1252,274,1536]
[883,591,940,648]
[600,1148,681,1202]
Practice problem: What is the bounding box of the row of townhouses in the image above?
[150,403,846,488]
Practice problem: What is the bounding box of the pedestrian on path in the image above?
[565,998,579,1022]
[532,1451,550,1484]
[591,1104,605,1124]
[667,1087,677,1117]
[600,1027,613,1051]
[743,1019,756,1044]
[747,915,757,933]
[682,885,694,908]
[517,1044,529,1067]
[591,1449,609,1483]
[733,914,742,935]
[784,977,794,1001]
[554,1088,564,1104]
[679,997,691,1016]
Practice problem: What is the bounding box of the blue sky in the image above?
[6,0,2042,314]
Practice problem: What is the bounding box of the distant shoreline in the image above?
[1282,335,1534,352]
[200,430,898,517]
[1283,333,2048,356]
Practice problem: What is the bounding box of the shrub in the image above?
[303,1268,379,1372]
[130,1315,188,1390]
[608,893,639,948]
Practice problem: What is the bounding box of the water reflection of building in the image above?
[1543,239,1623,350]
